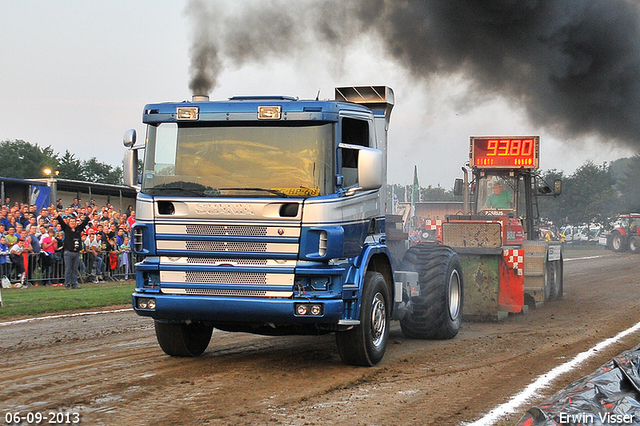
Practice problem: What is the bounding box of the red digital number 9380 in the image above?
[485,139,534,157]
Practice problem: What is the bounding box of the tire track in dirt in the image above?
[1,251,638,426]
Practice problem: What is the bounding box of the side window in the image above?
[154,123,178,176]
[342,118,369,147]
[341,118,370,188]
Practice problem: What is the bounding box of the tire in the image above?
[546,256,563,300]
[335,272,390,366]
[629,236,640,253]
[546,260,556,300]
[556,257,564,299]
[543,269,552,302]
[611,231,626,252]
[400,245,463,340]
[155,320,213,357]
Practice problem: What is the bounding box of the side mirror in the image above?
[358,147,383,191]
[453,178,464,196]
[538,185,553,195]
[123,129,137,148]
[554,179,562,196]
[123,129,140,188]
[538,179,562,196]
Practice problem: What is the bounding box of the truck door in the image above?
[338,117,380,257]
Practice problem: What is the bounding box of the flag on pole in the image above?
[413,165,420,206]
[411,165,419,227]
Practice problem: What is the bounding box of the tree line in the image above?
[0,139,123,185]
[538,155,639,228]
[390,154,640,229]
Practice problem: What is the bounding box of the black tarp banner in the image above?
[516,344,640,425]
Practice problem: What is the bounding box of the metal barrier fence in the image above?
[2,250,137,286]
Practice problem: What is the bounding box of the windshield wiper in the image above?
[150,187,207,196]
[217,187,289,198]
[149,181,212,197]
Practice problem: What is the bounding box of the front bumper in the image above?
[132,292,345,325]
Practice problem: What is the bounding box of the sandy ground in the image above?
[1,248,639,426]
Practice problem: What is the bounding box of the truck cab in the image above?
[123,87,463,366]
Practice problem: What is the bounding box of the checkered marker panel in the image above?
[503,249,524,275]
[424,220,442,229]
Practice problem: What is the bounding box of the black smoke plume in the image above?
[186,0,640,149]
[185,1,221,95]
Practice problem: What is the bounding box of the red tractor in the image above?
[445,136,564,319]
[606,214,640,253]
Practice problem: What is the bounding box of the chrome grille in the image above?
[183,288,267,297]
[185,271,267,284]
[186,257,268,266]
[184,241,268,252]
[185,224,267,236]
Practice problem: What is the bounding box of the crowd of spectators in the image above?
[0,197,135,289]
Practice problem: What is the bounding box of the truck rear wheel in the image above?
[611,231,626,252]
[335,272,390,366]
[400,245,463,340]
[629,236,640,253]
[155,320,213,357]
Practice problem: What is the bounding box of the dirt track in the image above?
[1,248,639,426]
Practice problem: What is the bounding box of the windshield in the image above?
[477,174,518,213]
[141,122,334,197]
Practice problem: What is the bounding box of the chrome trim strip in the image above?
[156,240,298,253]
[156,224,301,237]
[159,256,297,267]
[161,270,294,285]
[160,288,293,298]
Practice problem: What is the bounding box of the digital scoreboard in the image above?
[470,136,539,169]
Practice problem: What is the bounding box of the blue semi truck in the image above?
[122,86,463,366]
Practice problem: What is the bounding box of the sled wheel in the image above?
[400,245,463,340]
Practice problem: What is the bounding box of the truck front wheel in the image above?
[400,245,463,340]
[335,272,390,367]
[155,320,213,357]
[629,236,640,253]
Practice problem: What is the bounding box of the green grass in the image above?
[0,280,135,319]
[563,243,607,259]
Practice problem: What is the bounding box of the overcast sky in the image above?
[1,1,635,188]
